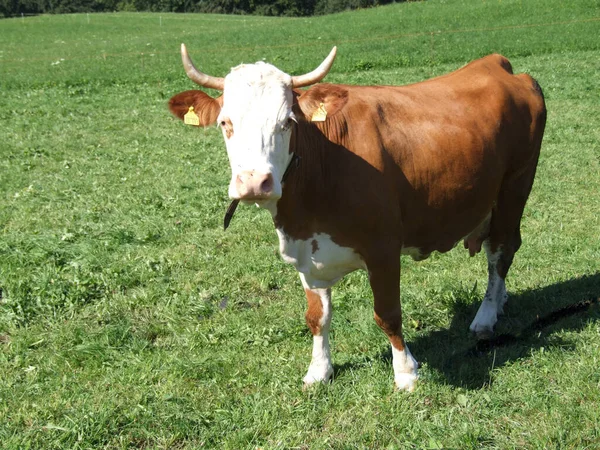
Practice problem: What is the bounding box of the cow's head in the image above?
[169,44,337,207]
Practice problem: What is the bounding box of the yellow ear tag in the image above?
[311,102,327,122]
[184,106,200,126]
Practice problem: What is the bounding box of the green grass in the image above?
[1,0,600,448]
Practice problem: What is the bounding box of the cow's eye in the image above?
[282,115,296,131]
[219,119,233,139]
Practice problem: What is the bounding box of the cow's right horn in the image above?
[291,46,337,88]
[181,43,225,91]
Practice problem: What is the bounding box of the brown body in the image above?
[169,52,547,389]
[282,54,545,262]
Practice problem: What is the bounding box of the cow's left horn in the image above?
[291,47,337,88]
[181,43,225,91]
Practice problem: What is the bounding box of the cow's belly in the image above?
[402,211,493,260]
[276,229,366,289]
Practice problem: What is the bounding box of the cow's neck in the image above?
[273,119,352,241]
[271,119,374,279]
[272,116,402,263]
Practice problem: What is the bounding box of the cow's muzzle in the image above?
[224,154,299,230]
[234,171,277,201]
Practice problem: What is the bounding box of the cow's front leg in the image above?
[301,277,333,386]
[369,256,418,391]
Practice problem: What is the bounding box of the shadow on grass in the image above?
[334,272,600,390]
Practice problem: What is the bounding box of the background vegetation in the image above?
[1,0,402,19]
[1,0,599,447]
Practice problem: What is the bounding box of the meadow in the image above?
[1,0,599,447]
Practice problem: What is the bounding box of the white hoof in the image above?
[394,372,418,392]
[470,325,494,340]
[469,319,495,339]
[470,299,498,338]
[302,364,333,388]
[391,345,418,392]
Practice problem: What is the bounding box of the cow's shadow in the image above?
[334,272,600,390]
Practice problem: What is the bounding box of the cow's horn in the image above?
[291,47,337,88]
[181,43,225,91]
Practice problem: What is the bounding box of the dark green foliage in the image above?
[0,0,120,16]
[0,0,400,18]
[315,0,389,15]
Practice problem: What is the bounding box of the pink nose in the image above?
[235,171,274,200]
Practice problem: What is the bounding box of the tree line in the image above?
[1,0,403,18]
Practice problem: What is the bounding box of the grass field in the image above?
[1,0,600,447]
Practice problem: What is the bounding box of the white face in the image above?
[217,62,297,206]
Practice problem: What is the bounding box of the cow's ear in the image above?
[168,90,223,127]
[295,84,349,122]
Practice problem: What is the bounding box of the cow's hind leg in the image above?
[301,277,333,386]
[469,239,515,337]
[470,162,537,337]
[369,256,418,391]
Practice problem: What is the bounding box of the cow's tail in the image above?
[530,76,547,144]
[532,77,547,125]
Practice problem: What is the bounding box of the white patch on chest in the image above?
[276,230,366,289]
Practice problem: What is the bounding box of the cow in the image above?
[168,45,546,391]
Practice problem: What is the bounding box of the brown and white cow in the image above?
[169,45,546,391]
